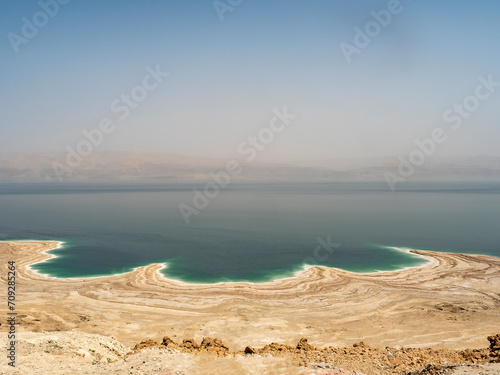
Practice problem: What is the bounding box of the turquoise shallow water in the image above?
[0,181,499,283]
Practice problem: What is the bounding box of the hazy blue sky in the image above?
[1,0,499,163]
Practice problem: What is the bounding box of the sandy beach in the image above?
[1,240,499,374]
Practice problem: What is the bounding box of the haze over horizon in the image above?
[2,0,500,165]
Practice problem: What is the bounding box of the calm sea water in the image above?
[0,181,499,283]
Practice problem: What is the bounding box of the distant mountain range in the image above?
[0,152,499,183]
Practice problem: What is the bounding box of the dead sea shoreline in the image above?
[7,240,440,284]
[1,240,500,361]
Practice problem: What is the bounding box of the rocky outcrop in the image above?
[244,346,256,354]
[296,338,314,351]
[131,333,500,373]
[460,348,489,363]
[180,338,200,351]
[488,334,500,362]
[161,336,178,348]
[200,337,229,354]
[132,339,161,351]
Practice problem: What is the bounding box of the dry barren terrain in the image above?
[1,241,499,374]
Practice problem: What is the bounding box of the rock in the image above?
[352,342,366,348]
[488,334,500,362]
[461,348,488,363]
[262,342,294,353]
[180,338,200,351]
[487,334,500,351]
[161,336,178,348]
[132,339,160,351]
[296,338,314,351]
[244,346,256,354]
[200,337,229,353]
[389,358,403,368]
